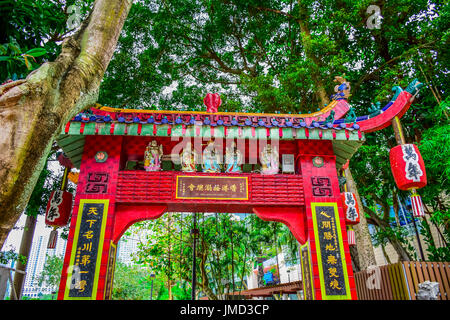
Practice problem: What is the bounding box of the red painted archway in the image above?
[57,134,357,300]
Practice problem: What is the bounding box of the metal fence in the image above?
[355,262,450,300]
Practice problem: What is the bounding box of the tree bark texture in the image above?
[0,0,132,249]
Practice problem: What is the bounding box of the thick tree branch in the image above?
[0,0,132,248]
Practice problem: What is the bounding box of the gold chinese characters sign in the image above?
[311,202,351,300]
[300,242,314,300]
[104,241,117,300]
[176,175,248,200]
[64,199,109,300]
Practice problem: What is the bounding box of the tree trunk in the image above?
[238,243,248,294]
[349,245,361,272]
[297,0,330,107]
[381,243,392,264]
[343,167,377,270]
[0,0,132,249]
[10,214,37,300]
[199,240,217,300]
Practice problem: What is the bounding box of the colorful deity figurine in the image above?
[144,140,163,171]
[180,142,198,172]
[260,144,279,175]
[331,75,351,100]
[202,140,221,173]
[225,142,242,173]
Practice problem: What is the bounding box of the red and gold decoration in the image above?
[389,144,427,191]
[410,191,425,217]
[390,117,428,218]
[54,80,426,300]
[341,192,360,247]
[347,226,356,246]
[203,92,222,113]
[68,172,79,184]
[45,190,73,227]
[341,192,360,225]
[45,153,73,248]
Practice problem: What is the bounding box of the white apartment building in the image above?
[21,230,67,299]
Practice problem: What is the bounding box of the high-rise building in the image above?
[21,231,67,299]
[117,236,140,266]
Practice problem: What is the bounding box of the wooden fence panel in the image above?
[416,262,425,284]
[437,263,449,300]
[355,262,450,300]
[381,266,393,300]
[401,262,415,300]
[428,263,445,300]
[408,261,420,300]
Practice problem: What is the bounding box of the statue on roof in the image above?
[405,78,424,95]
[202,140,221,173]
[331,75,351,100]
[180,142,198,172]
[225,142,242,173]
[260,144,279,175]
[144,140,163,171]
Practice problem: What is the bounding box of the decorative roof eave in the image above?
[60,120,364,142]
[91,97,350,127]
[75,79,421,134]
[354,79,424,133]
[356,90,413,133]
[56,123,364,169]
[55,78,423,170]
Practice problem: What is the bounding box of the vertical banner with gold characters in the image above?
[64,199,109,300]
[104,241,117,300]
[300,242,314,300]
[311,202,351,300]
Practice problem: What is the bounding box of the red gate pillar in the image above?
[297,140,357,300]
[58,135,123,300]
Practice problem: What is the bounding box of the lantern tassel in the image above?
[347,225,356,246]
[47,227,58,249]
[410,190,425,217]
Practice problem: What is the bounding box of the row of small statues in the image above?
[143,140,279,174]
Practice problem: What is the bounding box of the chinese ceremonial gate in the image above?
[55,78,423,300]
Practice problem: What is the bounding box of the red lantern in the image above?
[389,144,427,191]
[45,190,73,227]
[341,192,360,225]
[347,226,356,246]
[204,93,222,113]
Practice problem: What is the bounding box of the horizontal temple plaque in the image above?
[176,175,248,200]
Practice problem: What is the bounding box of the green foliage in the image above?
[0,0,94,81]
[2,0,448,270]
[419,210,450,261]
[97,0,449,114]
[0,250,27,265]
[112,261,162,300]
[418,119,450,207]
[130,213,295,299]
[37,254,64,292]
[170,281,191,300]
[0,40,47,79]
